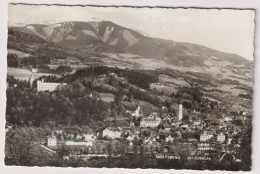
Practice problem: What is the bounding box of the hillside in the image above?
[7,21,253,113]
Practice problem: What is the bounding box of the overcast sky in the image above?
[8,4,255,61]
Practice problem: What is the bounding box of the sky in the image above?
[8,4,255,61]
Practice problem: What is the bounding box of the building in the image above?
[31,68,38,73]
[75,134,83,140]
[166,135,174,142]
[65,141,93,147]
[200,132,214,142]
[217,133,226,143]
[126,104,141,117]
[140,114,161,128]
[83,133,96,141]
[224,116,233,122]
[37,79,67,92]
[193,120,201,126]
[55,130,63,135]
[144,138,153,145]
[103,128,122,139]
[181,124,189,128]
[46,135,57,146]
[198,143,215,151]
[126,135,135,141]
[178,104,183,121]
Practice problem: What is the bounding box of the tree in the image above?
[119,139,126,167]
[7,53,19,67]
[106,140,114,167]
[5,127,37,166]
[172,143,196,167]
[240,125,252,171]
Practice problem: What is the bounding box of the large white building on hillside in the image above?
[37,79,67,92]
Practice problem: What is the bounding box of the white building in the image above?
[144,139,153,145]
[181,124,189,128]
[129,104,141,117]
[178,104,183,121]
[140,114,161,128]
[83,134,96,141]
[65,141,93,147]
[75,134,83,140]
[224,117,233,122]
[193,120,201,126]
[166,135,174,142]
[54,130,63,135]
[37,79,67,92]
[198,143,215,151]
[217,133,226,143]
[46,135,57,146]
[103,128,122,139]
[227,138,233,145]
[31,68,38,73]
[200,132,214,142]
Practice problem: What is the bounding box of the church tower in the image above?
[178,104,183,121]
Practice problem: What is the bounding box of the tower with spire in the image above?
[178,104,183,121]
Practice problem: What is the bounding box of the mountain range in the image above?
[11,21,251,66]
[8,21,253,86]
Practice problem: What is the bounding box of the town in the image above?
[5,8,254,170]
[5,65,252,170]
[42,103,249,162]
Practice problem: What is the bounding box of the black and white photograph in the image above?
[3,3,256,172]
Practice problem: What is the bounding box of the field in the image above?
[8,49,32,58]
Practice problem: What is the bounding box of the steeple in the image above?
[178,104,183,121]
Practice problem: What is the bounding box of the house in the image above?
[55,130,63,135]
[181,124,189,128]
[103,128,122,139]
[217,133,226,143]
[200,132,214,142]
[31,68,38,73]
[144,138,153,145]
[224,117,233,122]
[140,114,161,128]
[198,143,215,151]
[166,135,174,142]
[128,104,141,117]
[126,135,135,141]
[193,120,201,126]
[75,134,83,140]
[46,135,57,146]
[83,133,96,141]
[227,137,233,145]
[164,125,172,131]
